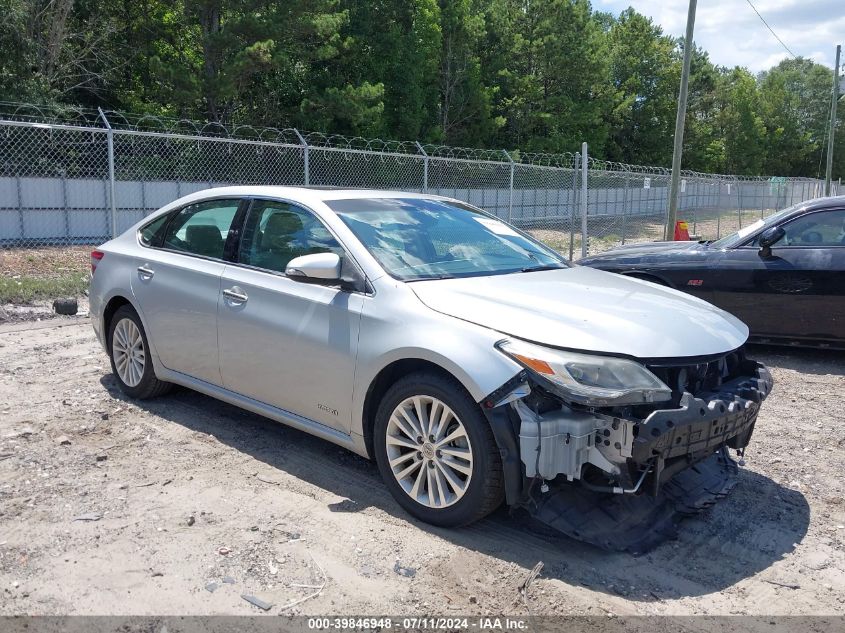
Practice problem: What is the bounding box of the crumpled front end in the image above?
[482,347,773,553]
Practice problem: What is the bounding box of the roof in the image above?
[177,185,444,205]
[797,195,845,212]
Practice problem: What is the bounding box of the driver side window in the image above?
[238,200,344,273]
[778,210,845,247]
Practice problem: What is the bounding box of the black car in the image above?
[579,196,845,348]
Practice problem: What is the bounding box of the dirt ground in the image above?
[0,317,843,618]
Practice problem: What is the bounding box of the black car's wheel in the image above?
[374,371,504,527]
[108,305,172,399]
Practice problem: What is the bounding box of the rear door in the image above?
[713,208,845,340]
[131,198,243,385]
[216,198,365,433]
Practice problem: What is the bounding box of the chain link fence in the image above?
[0,105,836,298]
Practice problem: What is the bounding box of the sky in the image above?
[594,0,844,73]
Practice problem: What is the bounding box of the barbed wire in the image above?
[0,101,821,181]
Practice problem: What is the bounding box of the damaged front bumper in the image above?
[630,365,772,492]
[480,355,773,552]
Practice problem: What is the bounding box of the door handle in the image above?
[137,265,155,279]
[222,287,248,304]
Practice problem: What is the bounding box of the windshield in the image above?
[326,197,567,281]
[709,205,799,248]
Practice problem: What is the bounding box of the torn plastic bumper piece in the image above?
[528,449,739,554]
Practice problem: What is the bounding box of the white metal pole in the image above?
[503,150,515,223]
[294,129,310,186]
[98,108,118,238]
[415,141,429,192]
[581,142,588,258]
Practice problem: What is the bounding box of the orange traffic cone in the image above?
[673,220,690,241]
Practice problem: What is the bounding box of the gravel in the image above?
[0,318,843,617]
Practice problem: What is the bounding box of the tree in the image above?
[436,0,500,145]
[484,0,611,154]
[604,8,679,165]
[0,0,120,103]
[0,0,839,180]
[681,44,720,172]
[758,58,834,177]
[342,0,441,139]
[711,68,766,174]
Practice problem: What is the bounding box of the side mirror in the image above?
[285,252,341,281]
[758,226,785,249]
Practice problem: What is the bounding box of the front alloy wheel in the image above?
[374,372,504,527]
[386,395,474,509]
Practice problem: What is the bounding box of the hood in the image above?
[410,266,748,360]
[579,240,704,264]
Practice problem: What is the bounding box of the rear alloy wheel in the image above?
[112,317,145,387]
[108,305,171,399]
[374,372,504,527]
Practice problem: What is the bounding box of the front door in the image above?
[713,208,845,340]
[217,199,364,433]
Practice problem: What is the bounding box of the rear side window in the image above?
[162,200,240,259]
[139,214,169,247]
[238,200,343,273]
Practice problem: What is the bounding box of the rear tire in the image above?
[107,305,172,399]
[374,371,504,527]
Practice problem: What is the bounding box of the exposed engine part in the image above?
[512,399,632,481]
[579,461,651,495]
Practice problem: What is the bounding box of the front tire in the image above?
[108,305,171,399]
[374,371,504,527]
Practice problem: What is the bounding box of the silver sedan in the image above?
[89,187,770,538]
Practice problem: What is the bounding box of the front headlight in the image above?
[496,339,672,406]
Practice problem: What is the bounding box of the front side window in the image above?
[238,200,343,273]
[777,209,845,247]
[710,205,796,249]
[162,199,240,259]
[325,197,566,281]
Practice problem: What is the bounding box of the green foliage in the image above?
[604,9,679,165]
[0,273,89,304]
[0,1,840,178]
[485,0,611,153]
[758,58,835,177]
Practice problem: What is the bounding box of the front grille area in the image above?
[646,348,745,406]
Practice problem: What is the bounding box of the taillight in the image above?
[91,250,105,273]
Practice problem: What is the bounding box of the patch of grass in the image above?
[0,273,89,304]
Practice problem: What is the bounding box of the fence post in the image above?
[415,142,429,193]
[503,150,515,223]
[717,179,723,239]
[15,175,24,242]
[736,179,742,228]
[98,108,118,238]
[581,142,588,258]
[294,129,309,186]
[621,174,629,244]
[569,153,579,261]
[761,180,766,219]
